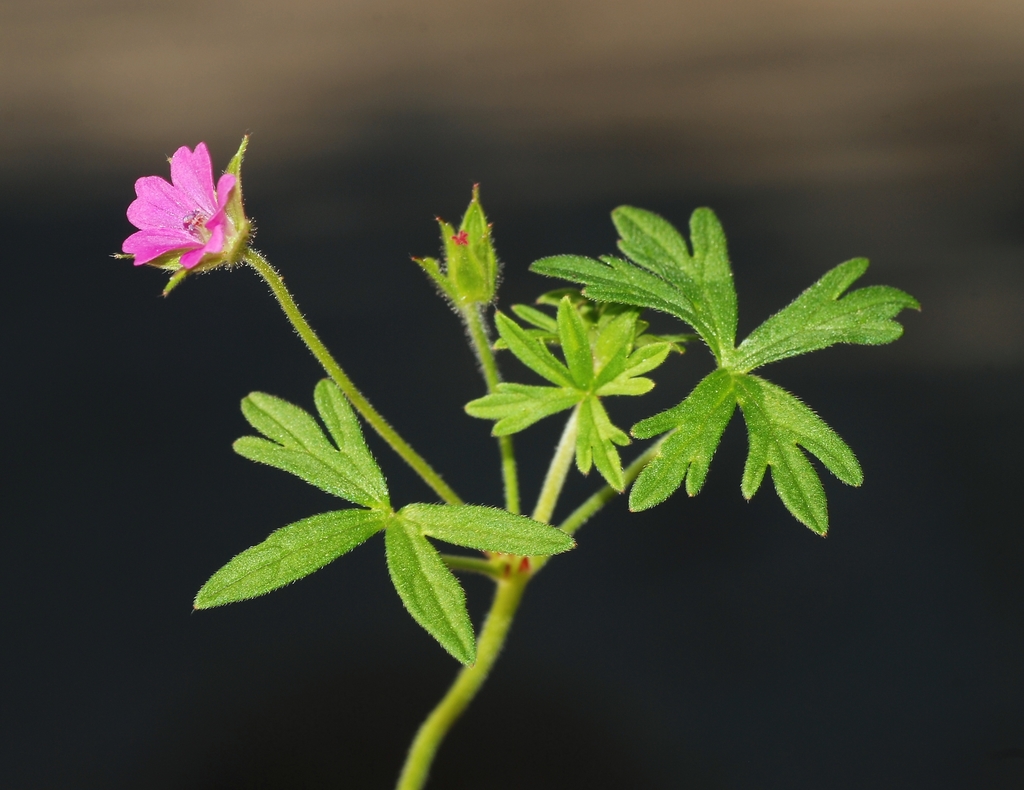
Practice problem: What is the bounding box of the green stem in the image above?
[441,553,503,580]
[244,249,463,506]
[533,436,666,574]
[396,573,529,790]
[462,305,520,515]
[531,407,580,524]
[560,436,665,537]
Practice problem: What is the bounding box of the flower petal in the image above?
[215,172,236,208]
[170,144,216,217]
[127,176,198,231]
[123,228,201,265]
[179,247,207,269]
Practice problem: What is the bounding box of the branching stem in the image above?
[462,305,520,514]
[244,249,463,506]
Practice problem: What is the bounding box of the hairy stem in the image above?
[532,407,580,524]
[462,305,520,514]
[441,553,504,580]
[396,572,529,790]
[244,249,463,506]
[396,420,659,788]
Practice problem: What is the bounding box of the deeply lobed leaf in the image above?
[629,370,737,510]
[236,384,389,509]
[733,258,920,371]
[465,384,583,435]
[734,374,861,534]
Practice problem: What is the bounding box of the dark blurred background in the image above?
[2,1,1023,788]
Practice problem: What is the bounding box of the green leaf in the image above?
[734,374,862,534]
[194,510,387,609]
[532,207,738,363]
[399,504,575,555]
[510,303,558,333]
[465,384,583,435]
[531,254,694,329]
[592,310,637,387]
[733,258,921,371]
[236,389,389,508]
[494,311,575,387]
[628,371,860,531]
[557,295,594,387]
[629,370,738,510]
[313,380,389,505]
[620,342,672,378]
[576,397,629,490]
[385,518,476,664]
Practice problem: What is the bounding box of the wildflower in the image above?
[123,142,245,271]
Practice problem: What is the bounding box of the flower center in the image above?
[182,209,209,238]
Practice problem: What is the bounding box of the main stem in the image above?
[395,410,581,790]
[462,305,520,515]
[395,573,528,790]
[244,249,463,506]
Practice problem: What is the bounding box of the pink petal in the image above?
[127,176,199,231]
[179,215,229,269]
[203,222,226,255]
[170,144,216,217]
[215,173,236,208]
[179,247,207,269]
[123,228,201,265]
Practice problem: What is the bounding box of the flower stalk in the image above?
[243,248,464,507]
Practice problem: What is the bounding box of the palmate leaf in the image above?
[467,295,670,489]
[531,205,916,532]
[196,500,573,664]
[532,207,737,363]
[234,380,389,509]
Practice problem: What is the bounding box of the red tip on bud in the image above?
[451,230,469,246]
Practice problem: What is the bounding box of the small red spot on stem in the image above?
[518,557,531,573]
[451,230,469,246]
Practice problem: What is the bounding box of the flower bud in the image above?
[414,185,499,307]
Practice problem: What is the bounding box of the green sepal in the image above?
[223,135,251,239]
[630,370,737,510]
[732,258,921,372]
[734,374,862,535]
[235,385,389,509]
[194,509,387,609]
[465,384,583,435]
[385,517,476,664]
[412,256,458,302]
[398,503,575,556]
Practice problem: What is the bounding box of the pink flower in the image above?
[123,143,237,270]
